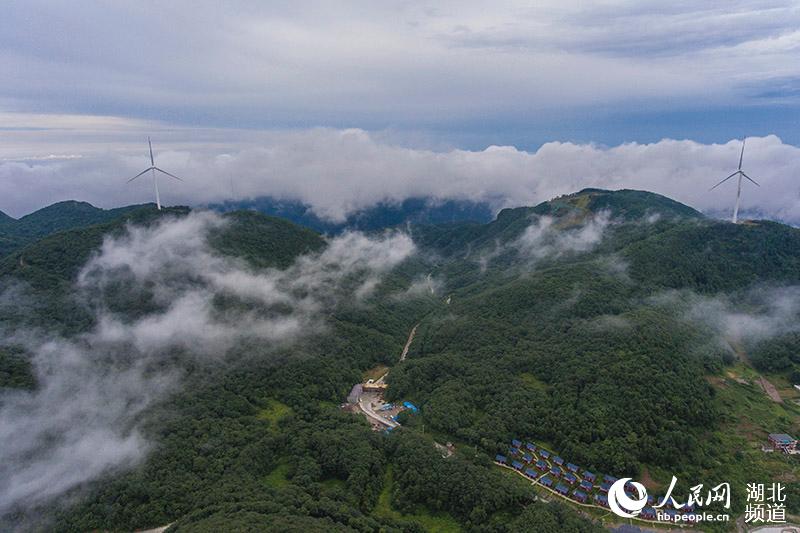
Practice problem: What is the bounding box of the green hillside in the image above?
[2,189,799,532]
[0,201,151,257]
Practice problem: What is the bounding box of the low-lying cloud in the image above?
[684,286,800,345]
[0,211,415,518]
[471,211,612,273]
[650,286,800,360]
[3,129,800,226]
[516,211,612,261]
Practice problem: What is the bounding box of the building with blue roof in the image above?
[641,507,656,519]
[522,453,533,462]
[603,474,617,483]
[540,476,553,487]
[524,468,538,479]
[512,460,524,470]
[595,494,609,507]
[526,442,536,452]
[769,433,797,452]
[564,473,577,484]
[535,459,548,470]
[495,454,507,464]
[511,439,522,448]
[549,466,562,477]
[539,449,551,459]
[555,483,569,495]
[579,480,593,491]
[572,490,588,503]
[599,482,611,493]
[402,401,419,412]
[583,471,596,482]
[566,462,579,472]
[553,456,564,466]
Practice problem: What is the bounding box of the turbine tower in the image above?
[127,137,183,210]
[710,138,760,224]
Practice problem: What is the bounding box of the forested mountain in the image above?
[1,189,798,532]
[0,201,150,257]
[209,196,495,234]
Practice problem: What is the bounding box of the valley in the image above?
[0,189,799,532]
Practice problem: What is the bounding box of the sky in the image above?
[2,1,800,221]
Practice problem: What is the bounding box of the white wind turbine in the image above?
[127,137,183,210]
[710,138,760,224]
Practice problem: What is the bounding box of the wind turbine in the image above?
[127,137,183,210]
[710,138,760,224]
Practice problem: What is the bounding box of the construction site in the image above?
[344,376,419,431]
[342,324,420,431]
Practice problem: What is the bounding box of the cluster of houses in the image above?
[495,439,695,522]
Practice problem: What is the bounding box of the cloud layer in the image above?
[0,211,414,517]
[2,128,800,225]
[2,1,798,128]
[516,211,612,261]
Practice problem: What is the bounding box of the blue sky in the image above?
[2,1,800,219]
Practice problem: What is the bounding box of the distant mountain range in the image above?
[0,197,494,258]
[3,188,800,531]
[207,196,495,234]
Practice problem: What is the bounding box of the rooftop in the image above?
[769,433,796,443]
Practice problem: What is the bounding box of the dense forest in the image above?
[1,189,798,532]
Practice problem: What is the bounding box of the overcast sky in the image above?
[2,1,800,221]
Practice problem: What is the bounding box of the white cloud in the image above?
[0,211,415,516]
[516,211,612,260]
[649,286,800,359]
[3,128,800,224]
[684,286,800,343]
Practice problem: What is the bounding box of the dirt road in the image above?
[757,376,783,403]
[399,323,419,362]
[728,339,783,403]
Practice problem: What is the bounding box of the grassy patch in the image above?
[519,372,549,392]
[264,461,290,489]
[363,365,390,381]
[257,399,292,425]
[318,400,337,410]
[765,371,800,401]
[640,374,800,522]
[321,478,346,492]
[375,466,462,533]
[497,466,538,493]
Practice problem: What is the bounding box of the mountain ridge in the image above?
[2,187,800,531]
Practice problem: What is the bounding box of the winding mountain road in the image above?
[354,323,420,428]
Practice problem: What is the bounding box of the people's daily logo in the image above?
[607,478,648,518]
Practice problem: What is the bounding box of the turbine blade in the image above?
[154,167,184,181]
[738,138,746,170]
[148,137,155,166]
[709,171,739,191]
[741,172,760,186]
[127,167,153,183]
